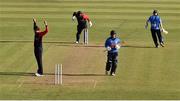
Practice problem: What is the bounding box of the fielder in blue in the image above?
[105,30,121,76]
[145,10,165,48]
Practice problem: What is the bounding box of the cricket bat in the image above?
[162,28,168,34]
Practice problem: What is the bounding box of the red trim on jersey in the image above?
[36,26,48,37]
[81,13,90,22]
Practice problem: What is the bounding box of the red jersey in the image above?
[34,25,48,47]
[81,13,90,22]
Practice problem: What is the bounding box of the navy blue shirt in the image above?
[105,37,121,53]
[148,15,162,30]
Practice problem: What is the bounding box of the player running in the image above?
[33,18,48,76]
[105,30,121,76]
[72,11,92,44]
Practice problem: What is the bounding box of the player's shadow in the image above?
[123,45,154,48]
[0,72,35,76]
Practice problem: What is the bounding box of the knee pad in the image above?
[107,60,112,63]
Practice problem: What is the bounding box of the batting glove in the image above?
[115,44,121,49]
[106,46,111,51]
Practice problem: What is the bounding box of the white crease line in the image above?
[17,80,24,88]
[93,80,97,88]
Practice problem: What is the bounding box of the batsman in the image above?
[72,11,92,44]
[145,10,167,48]
[105,30,121,76]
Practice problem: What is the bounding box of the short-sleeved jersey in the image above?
[105,37,121,53]
[34,23,48,48]
[73,12,90,28]
[148,15,162,30]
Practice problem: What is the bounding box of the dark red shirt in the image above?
[34,26,48,47]
[73,12,90,28]
[81,13,90,22]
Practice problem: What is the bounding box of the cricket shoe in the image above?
[35,73,44,77]
[75,41,79,44]
[155,45,159,48]
[160,43,165,47]
[111,73,115,76]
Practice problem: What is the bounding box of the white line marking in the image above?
[93,80,97,88]
[18,80,24,88]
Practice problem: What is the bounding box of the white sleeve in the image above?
[72,16,76,20]
[89,21,92,27]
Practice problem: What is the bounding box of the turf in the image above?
[0,0,180,100]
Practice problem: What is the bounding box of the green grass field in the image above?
[0,0,180,100]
